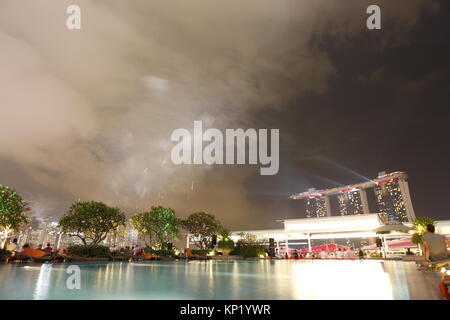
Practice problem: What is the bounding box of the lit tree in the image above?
[411,216,436,245]
[0,185,29,249]
[130,212,157,247]
[182,212,222,249]
[58,201,126,245]
[130,206,180,249]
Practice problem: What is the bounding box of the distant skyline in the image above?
[1,0,449,230]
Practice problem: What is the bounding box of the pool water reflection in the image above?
[0,260,443,300]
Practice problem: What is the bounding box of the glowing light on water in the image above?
[33,264,53,300]
[0,260,435,299]
[289,260,395,299]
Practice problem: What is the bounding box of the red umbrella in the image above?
[299,244,351,253]
[361,244,378,250]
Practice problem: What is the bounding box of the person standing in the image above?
[44,243,53,256]
[358,249,364,260]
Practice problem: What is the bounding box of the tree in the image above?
[236,232,265,246]
[411,216,436,245]
[130,212,156,247]
[130,206,180,249]
[182,212,222,249]
[58,201,126,245]
[0,185,29,249]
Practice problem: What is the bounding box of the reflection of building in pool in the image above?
[290,171,415,222]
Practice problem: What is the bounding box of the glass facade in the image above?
[374,178,409,222]
[337,190,365,216]
[306,196,330,218]
[293,172,414,221]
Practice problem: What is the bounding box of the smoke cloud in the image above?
[0,0,435,228]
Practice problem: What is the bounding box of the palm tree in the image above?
[411,217,436,245]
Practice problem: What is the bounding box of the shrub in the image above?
[230,245,265,258]
[231,232,267,257]
[144,247,175,257]
[191,249,211,256]
[67,244,111,257]
[217,239,235,251]
[0,249,11,261]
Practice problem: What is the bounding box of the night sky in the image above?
[1,0,449,230]
[248,0,450,227]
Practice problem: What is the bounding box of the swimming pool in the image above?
[0,260,443,300]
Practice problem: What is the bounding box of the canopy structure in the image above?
[374,223,413,235]
[361,235,450,251]
[362,239,415,250]
[298,244,351,254]
[225,218,450,254]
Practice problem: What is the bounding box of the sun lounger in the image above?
[57,254,110,262]
[429,259,450,269]
[17,248,55,262]
[28,255,54,263]
[131,253,161,261]
[110,255,131,261]
[6,254,30,262]
[185,248,209,260]
[143,253,160,260]
[22,248,46,257]
[417,258,450,271]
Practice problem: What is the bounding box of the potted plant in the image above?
[217,228,235,256]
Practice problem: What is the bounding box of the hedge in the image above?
[67,245,111,257]
[230,245,266,258]
[0,249,11,261]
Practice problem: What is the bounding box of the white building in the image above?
[230,214,450,253]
